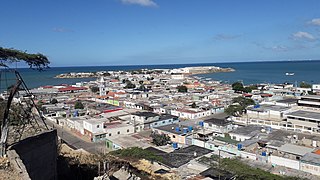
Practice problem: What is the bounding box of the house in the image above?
[229,125,263,142]
[300,150,320,176]
[152,123,194,145]
[203,118,234,135]
[131,111,159,132]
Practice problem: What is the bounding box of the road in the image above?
[44,119,106,154]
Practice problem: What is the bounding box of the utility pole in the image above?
[218,149,221,180]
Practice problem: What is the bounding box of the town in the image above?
[2,66,320,179]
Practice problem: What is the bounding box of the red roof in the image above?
[313,149,320,155]
[261,94,273,97]
[58,86,87,92]
[243,93,253,97]
[42,85,53,89]
[103,108,122,113]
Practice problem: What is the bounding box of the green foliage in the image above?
[221,158,302,180]
[225,105,244,116]
[138,85,146,91]
[232,96,255,107]
[110,147,163,162]
[90,86,99,93]
[232,82,244,92]
[74,101,84,109]
[177,85,188,93]
[139,80,144,85]
[150,133,171,146]
[50,98,58,104]
[191,102,197,108]
[0,47,49,70]
[225,96,255,116]
[300,82,312,88]
[124,80,136,89]
[232,82,257,93]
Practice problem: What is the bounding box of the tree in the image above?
[50,98,58,104]
[300,82,312,88]
[74,101,84,109]
[177,85,188,93]
[232,96,255,107]
[0,47,49,70]
[232,82,244,92]
[139,80,144,85]
[90,86,99,93]
[124,81,136,89]
[225,105,245,116]
[225,96,255,117]
[138,85,146,91]
[191,102,197,108]
[150,133,171,146]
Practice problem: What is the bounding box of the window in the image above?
[162,121,165,124]
[109,133,112,136]
[173,135,176,138]
[117,131,120,134]
[127,129,130,133]
[97,125,100,128]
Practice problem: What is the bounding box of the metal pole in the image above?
[218,149,221,180]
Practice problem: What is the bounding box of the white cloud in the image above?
[292,31,315,41]
[308,18,320,26]
[213,34,242,40]
[121,0,158,7]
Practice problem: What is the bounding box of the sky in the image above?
[1,0,320,67]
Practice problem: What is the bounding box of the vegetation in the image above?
[110,147,163,162]
[90,86,99,93]
[191,102,197,108]
[74,101,84,109]
[231,82,257,93]
[225,96,255,116]
[300,82,312,88]
[0,99,28,126]
[50,98,58,104]
[0,47,49,70]
[150,133,171,146]
[124,81,136,89]
[177,85,188,93]
[220,158,302,180]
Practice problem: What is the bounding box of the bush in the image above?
[74,101,84,109]
[110,147,163,162]
[177,85,188,93]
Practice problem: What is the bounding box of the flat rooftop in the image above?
[146,145,212,168]
[229,125,262,136]
[204,118,231,126]
[278,144,314,156]
[276,98,298,104]
[286,110,320,120]
[301,152,320,165]
[132,111,159,118]
[247,104,290,112]
[153,123,193,135]
[301,95,320,100]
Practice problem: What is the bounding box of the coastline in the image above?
[54,66,235,79]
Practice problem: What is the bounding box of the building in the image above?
[152,123,194,145]
[286,110,320,133]
[203,118,234,135]
[298,95,320,109]
[301,150,320,176]
[246,104,291,122]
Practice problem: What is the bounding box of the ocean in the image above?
[1,60,320,90]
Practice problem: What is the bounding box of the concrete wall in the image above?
[9,130,58,180]
[268,155,300,170]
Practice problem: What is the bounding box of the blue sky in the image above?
[1,0,320,66]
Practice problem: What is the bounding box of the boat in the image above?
[285,72,294,76]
